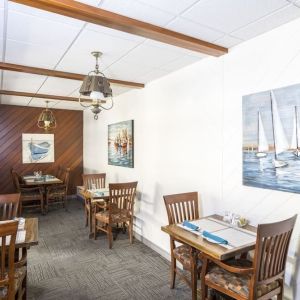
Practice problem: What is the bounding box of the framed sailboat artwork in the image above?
[243,83,300,193]
[108,120,134,168]
[22,133,54,164]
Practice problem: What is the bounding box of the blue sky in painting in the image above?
[243,83,300,145]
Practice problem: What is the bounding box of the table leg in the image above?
[190,247,198,300]
[201,256,209,300]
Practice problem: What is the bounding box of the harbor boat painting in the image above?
[243,83,300,194]
[22,134,54,163]
[108,120,134,168]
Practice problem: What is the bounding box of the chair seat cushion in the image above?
[205,259,280,298]
[173,245,202,270]
[0,266,26,299]
[95,209,130,223]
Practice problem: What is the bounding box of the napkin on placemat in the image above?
[182,220,199,231]
[202,230,228,245]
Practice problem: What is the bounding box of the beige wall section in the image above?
[84,17,300,299]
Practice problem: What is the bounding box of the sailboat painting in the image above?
[22,134,54,163]
[243,83,300,194]
[108,120,134,168]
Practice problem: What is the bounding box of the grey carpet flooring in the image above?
[24,200,191,300]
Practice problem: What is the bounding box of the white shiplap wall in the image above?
[84,17,300,299]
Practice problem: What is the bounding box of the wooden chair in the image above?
[0,220,27,300]
[0,194,20,220]
[202,215,297,300]
[11,171,44,215]
[82,173,106,229]
[46,167,70,212]
[93,181,138,249]
[82,173,106,190]
[163,192,202,290]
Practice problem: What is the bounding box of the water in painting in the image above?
[243,83,300,193]
[108,120,134,168]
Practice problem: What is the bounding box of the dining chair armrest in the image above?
[208,255,254,275]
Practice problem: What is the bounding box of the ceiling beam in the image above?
[9,0,228,56]
[0,89,105,104]
[0,62,145,89]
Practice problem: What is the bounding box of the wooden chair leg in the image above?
[170,254,176,289]
[129,220,133,244]
[89,209,92,234]
[94,218,97,240]
[107,225,113,249]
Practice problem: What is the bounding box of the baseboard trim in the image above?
[134,231,170,262]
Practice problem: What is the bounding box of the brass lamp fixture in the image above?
[79,51,113,120]
[37,101,56,131]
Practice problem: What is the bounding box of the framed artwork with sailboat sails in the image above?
[108,120,134,168]
[22,133,54,164]
[243,83,300,194]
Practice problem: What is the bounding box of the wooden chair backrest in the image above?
[11,171,21,193]
[82,173,106,189]
[56,165,63,180]
[0,194,20,221]
[163,192,199,225]
[0,220,18,299]
[253,215,297,290]
[108,182,138,219]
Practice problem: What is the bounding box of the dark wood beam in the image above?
[0,89,105,104]
[0,62,145,89]
[10,0,228,56]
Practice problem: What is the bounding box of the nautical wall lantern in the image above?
[79,51,113,120]
[37,101,57,131]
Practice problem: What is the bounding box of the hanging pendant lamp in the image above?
[79,51,113,120]
[37,101,57,131]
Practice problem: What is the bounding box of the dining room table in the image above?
[22,175,62,186]
[161,215,257,300]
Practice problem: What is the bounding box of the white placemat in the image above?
[209,227,256,249]
[0,230,26,245]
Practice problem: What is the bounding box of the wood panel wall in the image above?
[0,104,83,194]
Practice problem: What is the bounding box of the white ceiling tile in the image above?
[8,2,84,28]
[66,29,140,59]
[137,0,199,15]
[111,86,132,97]
[0,39,3,58]
[104,60,153,82]
[56,47,117,75]
[232,5,300,40]
[135,68,170,83]
[76,0,101,6]
[2,71,47,92]
[166,17,224,42]
[159,55,201,72]
[0,1,4,9]
[144,39,206,58]
[100,0,175,26]
[86,24,145,43]
[121,44,182,69]
[7,10,82,49]
[38,78,81,96]
[27,98,56,108]
[214,35,243,48]
[182,0,289,34]
[5,39,66,69]
[51,100,84,110]
[0,9,4,39]
[0,95,30,106]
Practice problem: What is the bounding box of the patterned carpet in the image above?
[24,200,191,300]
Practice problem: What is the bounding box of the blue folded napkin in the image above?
[182,220,199,231]
[202,231,228,245]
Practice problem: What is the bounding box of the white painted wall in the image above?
[84,17,300,299]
